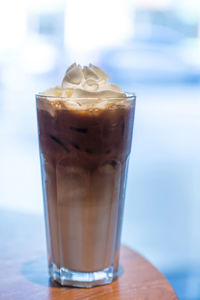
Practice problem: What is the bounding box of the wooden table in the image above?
[0,210,177,300]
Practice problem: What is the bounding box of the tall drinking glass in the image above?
[36,94,136,287]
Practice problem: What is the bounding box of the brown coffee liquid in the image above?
[37,98,135,272]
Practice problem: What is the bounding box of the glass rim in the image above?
[35,92,136,101]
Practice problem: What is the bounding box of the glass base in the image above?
[49,263,115,288]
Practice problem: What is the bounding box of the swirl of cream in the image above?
[60,63,125,98]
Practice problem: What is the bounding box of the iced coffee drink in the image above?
[36,63,136,287]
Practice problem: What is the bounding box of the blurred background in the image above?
[0,0,200,298]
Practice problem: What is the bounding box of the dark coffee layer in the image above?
[37,101,134,169]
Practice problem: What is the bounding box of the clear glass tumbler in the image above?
[36,93,136,287]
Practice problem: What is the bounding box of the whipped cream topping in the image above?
[42,63,126,98]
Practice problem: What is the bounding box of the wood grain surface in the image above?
[0,210,177,300]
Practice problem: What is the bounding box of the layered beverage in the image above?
[36,63,136,287]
